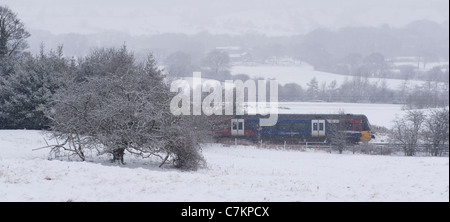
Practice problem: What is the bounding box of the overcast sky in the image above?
[3,0,449,36]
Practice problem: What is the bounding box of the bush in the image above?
[164,126,206,171]
[46,46,206,170]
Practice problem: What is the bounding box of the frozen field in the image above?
[231,64,427,89]
[0,130,448,202]
[278,102,404,128]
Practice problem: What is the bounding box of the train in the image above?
[214,114,374,143]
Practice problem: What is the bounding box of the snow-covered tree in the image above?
[306,77,319,100]
[0,5,31,91]
[47,46,205,170]
[423,108,449,156]
[0,46,70,129]
[279,83,303,101]
[202,49,230,80]
[361,53,390,78]
[390,110,425,156]
[328,114,351,154]
[0,6,30,59]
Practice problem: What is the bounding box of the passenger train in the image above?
[214,114,374,143]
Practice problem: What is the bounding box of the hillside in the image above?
[231,64,429,89]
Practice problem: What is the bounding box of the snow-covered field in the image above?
[231,64,427,89]
[0,130,448,202]
[278,102,404,128]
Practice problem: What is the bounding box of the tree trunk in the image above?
[112,148,125,164]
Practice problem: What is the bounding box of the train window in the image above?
[355,124,361,131]
[232,122,238,130]
[238,122,243,130]
[319,123,324,131]
[346,122,353,131]
[313,123,318,131]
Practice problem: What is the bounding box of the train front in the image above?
[360,115,375,142]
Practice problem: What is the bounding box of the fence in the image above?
[224,138,449,157]
[366,143,449,157]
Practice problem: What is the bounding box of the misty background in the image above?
[1,1,449,201]
[3,0,448,56]
[4,0,449,35]
[1,0,449,107]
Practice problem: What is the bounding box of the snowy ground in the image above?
[0,130,448,202]
[278,102,404,129]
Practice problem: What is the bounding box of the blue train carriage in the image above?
[215,114,374,143]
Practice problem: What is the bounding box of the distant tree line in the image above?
[28,18,449,83]
[164,48,449,108]
[277,76,449,108]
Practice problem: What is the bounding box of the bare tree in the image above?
[46,47,205,170]
[390,110,425,156]
[328,118,350,154]
[306,77,319,101]
[361,53,389,78]
[202,49,230,80]
[0,6,30,58]
[423,108,449,156]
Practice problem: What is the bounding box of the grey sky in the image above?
[2,0,449,35]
